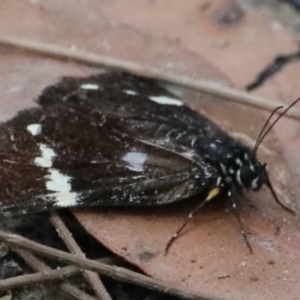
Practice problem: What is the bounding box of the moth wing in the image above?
[0,100,218,216]
[38,71,231,153]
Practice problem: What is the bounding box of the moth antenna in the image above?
[252,106,283,155]
[253,97,300,155]
[165,187,220,254]
[265,176,295,214]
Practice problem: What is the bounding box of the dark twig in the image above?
[13,248,118,300]
[15,250,96,300]
[0,263,87,293]
[0,230,222,300]
[0,35,299,120]
[50,212,112,300]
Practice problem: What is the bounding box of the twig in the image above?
[50,212,111,300]
[0,35,299,120]
[14,248,96,300]
[14,249,118,298]
[0,230,223,300]
[13,248,117,300]
[0,263,84,293]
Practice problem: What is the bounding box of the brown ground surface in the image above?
[1,1,300,299]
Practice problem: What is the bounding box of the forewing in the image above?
[38,71,232,154]
[0,97,218,216]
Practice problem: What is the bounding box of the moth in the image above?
[0,71,296,250]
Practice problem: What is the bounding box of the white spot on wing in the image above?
[27,124,42,136]
[46,169,71,192]
[124,89,138,96]
[34,144,78,207]
[149,95,183,106]
[34,144,56,168]
[45,169,78,207]
[123,151,147,172]
[80,83,99,90]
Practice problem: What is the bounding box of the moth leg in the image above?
[230,197,253,254]
[165,187,220,254]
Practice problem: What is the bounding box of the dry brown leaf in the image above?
[0,1,300,300]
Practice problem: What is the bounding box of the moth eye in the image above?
[238,165,258,188]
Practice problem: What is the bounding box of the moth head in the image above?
[236,160,295,213]
[236,161,266,191]
[246,98,300,214]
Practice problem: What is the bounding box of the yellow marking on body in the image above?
[207,187,220,201]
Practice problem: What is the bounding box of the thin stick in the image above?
[0,35,299,120]
[0,230,223,300]
[13,248,117,300]
[50,212,112,300]
[11,248,97,300]
[0,263,88,293]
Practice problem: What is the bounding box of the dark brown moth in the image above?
[0,71,296,251]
